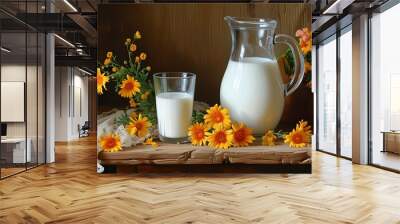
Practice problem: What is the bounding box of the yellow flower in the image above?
[99,133,122,152]
[232,123,255,147]
[129,111,137,120]
[129,98,137,108]
[106,51,113,58]
[135,57,140,63]
[126,114,151,138]
[96,68,109,95]
[112,67,118,73]
[144,138,159,148]
[188,123,208,146]
[206,127,233,150]
[262,130,277,146]
[140,52,147,61]
[125,38,131,45]
[134,31,141,39]
[141,91,150,101]
[146,66,151,71]
[104,58,111,65]
[118,75,141,98]
[284,120,312,148]
[296,120,312,133]
[304,61,311,74]
[204,104,231,129]
[129,43,137,52]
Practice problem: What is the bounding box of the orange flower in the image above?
[99,133,122,152]
[206,127,233,149]
[295,27,311,43]
[135,57,140,63]
[112,67,118,73]
[140,52,147,61]
[126,114,151,138]
[104,58,111,65]
[188,123,208,146]
[106,51,113,58]
[129,98,137,108]
[304,61,311,74]
[144,138,158,148]
[129,43,137,52]
[232,123,255,147]
[262,130,277,146]
[118,75,141,98]
[284,120,312,148]
[141,91,150,101]
[97,68,109,95]
[204,104,231,129]
[134,31,141,39]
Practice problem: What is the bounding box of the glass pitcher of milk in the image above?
[220,16,305,135]
[154,72,196,143]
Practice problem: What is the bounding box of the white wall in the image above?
[55,67,89,141]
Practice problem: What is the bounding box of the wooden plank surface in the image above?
[98,143,311,165]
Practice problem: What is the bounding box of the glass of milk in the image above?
[153,72,196,143]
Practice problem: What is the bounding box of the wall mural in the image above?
[96,3,313,173]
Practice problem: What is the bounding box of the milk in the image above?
[220,57,285,135]
[156,92,194,138]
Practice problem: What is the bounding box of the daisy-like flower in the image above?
[141,91,150,101]
[144,138,159,148]
[206,127,233,150]
[296,27,312,54]
[134,31,141,39]
[232,123,255,147]
[106,51,113,58]
[140,52,147,61]
[262,130,277,146]
[284,120,312,148]
[129,43,137,52]
[188,123,208,146]
[118,75,141,98]
[97,68,109,95]
[129,111,137,120]
[300,39,312,54]
[104,58,111,65]
[126,114,151,138]
[99,133,122,152]
[129,98,137,108]
[204,104,231,129]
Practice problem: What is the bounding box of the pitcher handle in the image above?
[274,34,305,96]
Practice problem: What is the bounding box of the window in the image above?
[370,3,400,171]
[317,36,337,154]
[339,28,352,158]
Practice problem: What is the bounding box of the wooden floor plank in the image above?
[0,136,399,223]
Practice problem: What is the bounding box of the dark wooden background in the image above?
[98,3,312,129]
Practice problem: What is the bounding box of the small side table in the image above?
[381,131,400,154]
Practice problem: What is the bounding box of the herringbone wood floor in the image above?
[1,136,400,224]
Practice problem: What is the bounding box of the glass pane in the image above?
[27,31,38,169]
[371,4,400,171]
[1,31,27,177]
[38,33,45,165]
[339,29,352,158]
[317,37,337,154]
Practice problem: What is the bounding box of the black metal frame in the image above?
[0,0,48,179]
[315,21,353,161]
